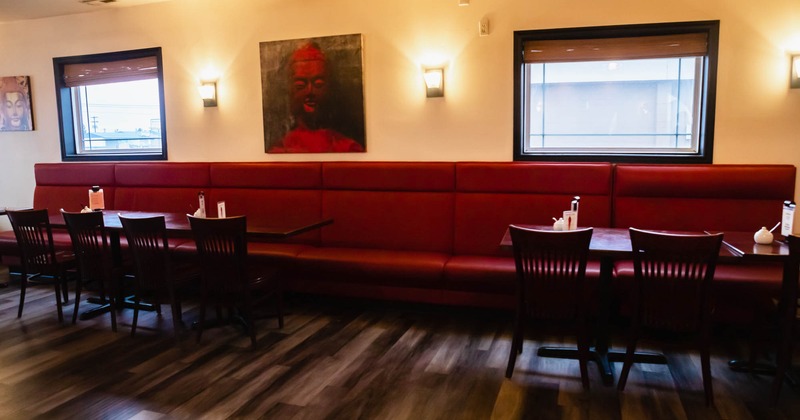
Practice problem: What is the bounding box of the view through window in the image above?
[73,79,162,154]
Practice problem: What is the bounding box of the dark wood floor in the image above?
[0,273,798,419]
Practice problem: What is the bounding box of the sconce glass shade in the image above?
[792,55,800,89]
[199,81,217,107]
[424,68,444,98]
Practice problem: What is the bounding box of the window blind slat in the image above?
[63,56,158,87]
[523,33,708,63]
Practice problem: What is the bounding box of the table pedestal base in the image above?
[79,296,156,320]
[537,346,667,385]
[728,359,800,386]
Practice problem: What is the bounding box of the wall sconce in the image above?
[424,68,444,98]
[199,80,217,107]
[792,54,800,89]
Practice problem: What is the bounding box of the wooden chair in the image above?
[61,210,118,331]
[505,225,593,389]
[617,228,723,406]
[188,215,284,349]
[120,215,195,342]
[7,209,74,322]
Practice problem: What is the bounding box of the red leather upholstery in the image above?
[444,163,612,306]
[34,163,117,213]
[612,164,796,324]
[114,163,210,214]
[453,162,613,256]
[613,164,795,231]
[208,162,323,259]
[0,161,793,318]
[320,162,455,253]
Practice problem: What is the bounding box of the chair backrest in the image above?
[7,208,58,271]
[629,227,723,332]
[188,215,248,295]
[509,225,593,320]
[119,215,170,292]
[61,210,111,281]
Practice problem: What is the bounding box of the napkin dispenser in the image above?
[781,200,795,237]
[195,191,207,218]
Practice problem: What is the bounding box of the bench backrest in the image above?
[613,164,796,231]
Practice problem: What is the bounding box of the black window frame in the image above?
[513,20,720,163]
[53,47,168,162]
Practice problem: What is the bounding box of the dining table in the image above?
[49,210,333,320]
[499,225,785,386]
[710,231,797,391]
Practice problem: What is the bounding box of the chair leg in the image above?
[578,322,591,390]
[17,273,28,318]
[130,296,140,338]
[170,303,182,345]
[53,281,64,323]
[196,294,207,344]
[72,277,83,324]
[505,311,523,378]
[701,342,714,406]
[61,276,69,304]
[108,293,118,333]
[617,327,640,391]
[101,274,118,332]
[245,303,257,349]
[169,289,182,345]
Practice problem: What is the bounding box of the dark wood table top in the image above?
[500,225,763,261]
[51,210,333,240]
[710,230,790,262]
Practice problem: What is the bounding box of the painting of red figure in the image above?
[0,76,34,132]
[260,34,366,153]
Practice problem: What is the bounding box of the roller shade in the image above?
[62,56,158,87]
[523,33,708,63]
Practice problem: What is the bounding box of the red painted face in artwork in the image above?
[288,44,328,127]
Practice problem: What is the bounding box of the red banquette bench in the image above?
[0,161,795,325]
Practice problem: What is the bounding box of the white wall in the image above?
[2,0,800,231]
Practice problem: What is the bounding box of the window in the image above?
[514,21,719,163]
[53,48,167,161]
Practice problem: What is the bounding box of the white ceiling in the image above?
[0,0,174,23]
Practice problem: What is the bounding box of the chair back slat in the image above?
[509,225,593,320]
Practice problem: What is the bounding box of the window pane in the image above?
[73,79,163,154]
[525,57,701,154]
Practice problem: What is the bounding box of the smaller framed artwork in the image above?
[0,76,34,132]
